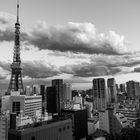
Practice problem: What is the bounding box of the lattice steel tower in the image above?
[7,1,24,94]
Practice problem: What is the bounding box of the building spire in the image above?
[17,0,19,24]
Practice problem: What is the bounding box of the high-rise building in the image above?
[63,83,72,101]
[107,78,117,104]
[93,78,106,111]
[126,81,140,98]
[62,109,88,140]
[40,85,46,114]
[32,84,39,95]
[25,85,32,96]
[7,1,24,94]
[52,79,63,115]
[46,86,57,114]
[120,84,126,93]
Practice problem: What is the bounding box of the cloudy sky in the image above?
[0,0,140,89]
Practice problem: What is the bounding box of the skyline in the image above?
[0,0,140,89]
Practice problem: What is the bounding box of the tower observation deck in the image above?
[7,1,24,94]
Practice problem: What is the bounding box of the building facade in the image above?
[8,118,73,140]
[107,78,117,104]
[93,78,106,111]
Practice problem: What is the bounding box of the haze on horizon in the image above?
[0,0,140,90]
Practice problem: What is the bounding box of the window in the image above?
[31,136,35,140]
[63,127,66,131]
[12,101,20,115]
[59,128,61,132]
[67,125,69,129]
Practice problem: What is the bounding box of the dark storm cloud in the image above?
[22,61,60,78]
[60,63,121,77]
[134,67,140,72]
[0,61,60,79]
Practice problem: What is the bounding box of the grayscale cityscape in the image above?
[0,0,140,140]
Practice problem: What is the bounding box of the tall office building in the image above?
[126,81,140,98]
[40,85,46,114]
[63,83,72,101]
[62,109,88,140]
[52,79,63,115]
[107,78,117,104]
[120,84,126,93]
[46,86,57,114]
[7,1,24,94]
[93,78,106,111]
[32,84,39,95]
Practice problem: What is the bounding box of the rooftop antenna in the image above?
[17,0,19,23]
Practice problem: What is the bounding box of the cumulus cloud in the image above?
[0,15,130,55]
[25,22,129,55]
[0,12,28,42]
[0,13,139,81]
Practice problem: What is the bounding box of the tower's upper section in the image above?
[13,0,21,63]
[16,0,19,24]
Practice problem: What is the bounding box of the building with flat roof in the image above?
[99,108,129,135]
[107,78,117,104]
[93,78,106,111]
[62,108,88,140]
[10,94,42,117]
[1,92,42,117]
[8,118,73,140]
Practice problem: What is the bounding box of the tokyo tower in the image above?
[7,1,24,94]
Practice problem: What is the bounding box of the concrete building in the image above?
[1,96,10,112]
[63,83,72,101]
[99,108,129,135]
[46,86,57,114]
[52,79,63,114]
[62,109,88,140]
[0,111,9,140]
[120,84,126,93]
[126,81,140,98]
[9,92,42,117]
[40,85,46,114]
[8,118,73,140]
[116,107,140,126]
[25,86,32,96]
[88,118,99,135]
[32,84,40,95]
[93,78,106,111]
[107,78,117,104]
